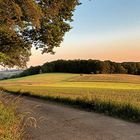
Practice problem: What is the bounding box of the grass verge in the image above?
[0,93,23,140]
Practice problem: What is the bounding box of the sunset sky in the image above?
[28,0,140,66]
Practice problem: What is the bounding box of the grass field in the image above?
[0,73,140,122]
[0,94,22,140]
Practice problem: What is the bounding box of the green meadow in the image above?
[0,73,140,122]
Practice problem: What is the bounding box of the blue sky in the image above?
[29,0,140,66]
[67,0,140,42]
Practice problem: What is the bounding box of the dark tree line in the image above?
[12,59,140,78]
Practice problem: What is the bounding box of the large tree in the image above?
[0,0,80,67]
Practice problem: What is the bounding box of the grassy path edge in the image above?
[1,87,140,123]
[0,91,24,140]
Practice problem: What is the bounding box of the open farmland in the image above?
[0,73,140,121]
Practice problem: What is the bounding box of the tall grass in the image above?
[0,94,23,140]
[2,88,140,122]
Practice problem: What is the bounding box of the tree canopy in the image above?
[0,0,80,67]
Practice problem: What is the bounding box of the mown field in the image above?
[0,73,140,122]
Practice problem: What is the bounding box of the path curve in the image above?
[13,95,140,140]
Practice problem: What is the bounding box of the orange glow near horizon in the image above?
[28,35,140,67]
[27,1,140,67]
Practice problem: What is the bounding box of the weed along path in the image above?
[14,95,140,140]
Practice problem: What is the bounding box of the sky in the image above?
[28,0,140,66]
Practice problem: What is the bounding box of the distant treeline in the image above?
[11,60,140,78]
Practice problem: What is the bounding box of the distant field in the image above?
[0,73,140,121]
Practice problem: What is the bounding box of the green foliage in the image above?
[18,66,41,77]
[0,25,31,68]
[15,60,140,78]
[41,60,140,75]
[0,0,80,67]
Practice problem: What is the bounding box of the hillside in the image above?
[0,73,140,122]
[13,60,140,79]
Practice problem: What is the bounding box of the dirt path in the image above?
[1,92,140,140]
[11,95,139,140]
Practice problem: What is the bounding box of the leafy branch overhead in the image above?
[0,0,80,67]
